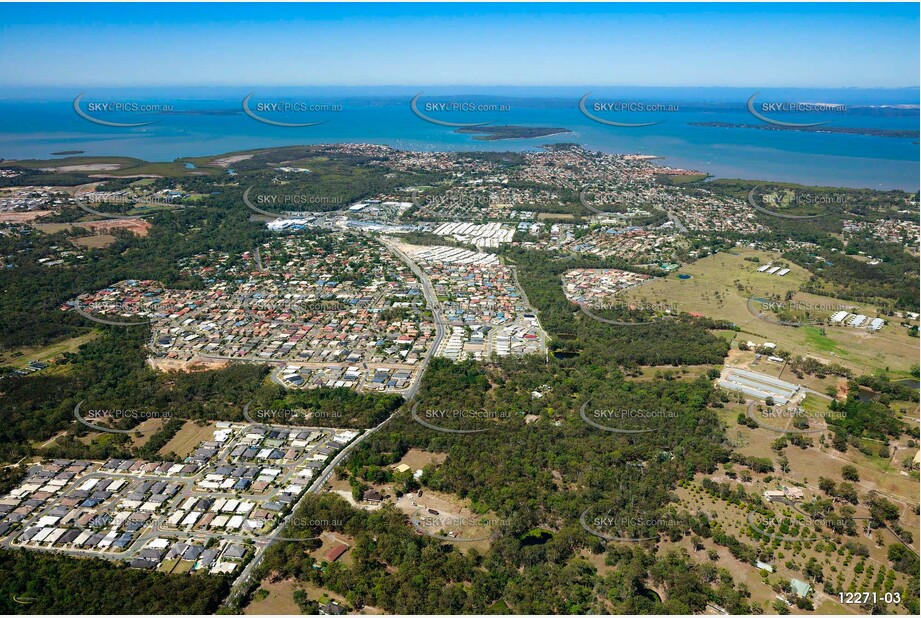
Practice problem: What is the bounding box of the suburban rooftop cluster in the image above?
[0,423,360,574]
[562,268,653,307]
[405,243,547,360]
[68,233,436,390]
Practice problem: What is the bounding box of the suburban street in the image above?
[378,235,448,401]
[2,425,345,568]
[226,233,448,604]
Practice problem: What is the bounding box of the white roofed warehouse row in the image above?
[719,368,801,406]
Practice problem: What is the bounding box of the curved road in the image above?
[73,296,149,327]
[747,186,827,221]
[378,236,448,401]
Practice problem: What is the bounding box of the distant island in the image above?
[690,122,919,139]
[51,150,85,155]
[455,125,572,141]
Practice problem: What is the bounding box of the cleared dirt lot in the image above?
[72,234,116,248]
[0,210,52,223]
[41,163,123,172]
[148,357,230,373]
[395,448,447,471]
[395,489,501,553]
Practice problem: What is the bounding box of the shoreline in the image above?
[5,141,918,193]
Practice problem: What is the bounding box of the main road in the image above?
[226,234,447,606]
[378,235,448,400]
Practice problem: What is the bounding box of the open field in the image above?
[300,582,349,610]
[158,420,217,458]
[31,223,71,234]
[157,558,181,573]
[72,234,116,248]
[129,417,168,448]
[0,331,98,368]
[717,402,920,532]
[280,579,383,614]
[628,364,716,381]
[244,578,301,615]
[7,155,223,178]
[621,249,919,376]
[33,219,152,237]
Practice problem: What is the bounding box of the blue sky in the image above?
[1,3,918,88]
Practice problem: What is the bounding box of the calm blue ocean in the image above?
[0,88,917,190]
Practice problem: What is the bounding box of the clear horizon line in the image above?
[2,84,920,90]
